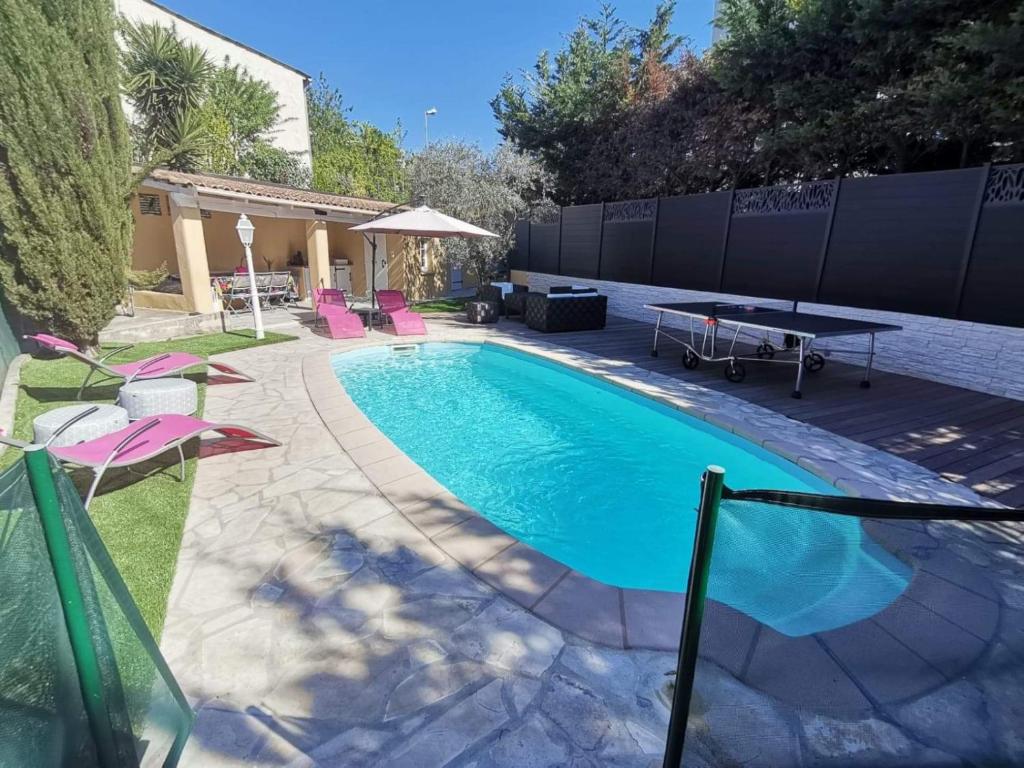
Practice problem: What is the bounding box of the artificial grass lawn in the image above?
[411,296,469,313]
[2,329,295,637]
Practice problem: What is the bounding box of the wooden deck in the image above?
[497,314,1024,507]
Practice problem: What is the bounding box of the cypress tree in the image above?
[0,0,134,345]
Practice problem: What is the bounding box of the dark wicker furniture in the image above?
[466,300,500,324]
[504,290,529,320]
[477,283,527,315]
[524,292,608,333]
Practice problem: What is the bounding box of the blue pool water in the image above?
[332,342,910,636]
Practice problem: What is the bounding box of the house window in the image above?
[138,194,162,216]
[419,240,430,273]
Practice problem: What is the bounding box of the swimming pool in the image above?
[332,342,910,636]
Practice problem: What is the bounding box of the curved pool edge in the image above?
[301,331,996,653]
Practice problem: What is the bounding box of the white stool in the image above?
[118,378,198,421]
[34,404,129,447]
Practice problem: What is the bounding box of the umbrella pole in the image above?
[371,235,377,309]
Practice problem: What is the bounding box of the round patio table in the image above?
[349,301,382,329]
[118,378,198,421]
[33,404,129,448]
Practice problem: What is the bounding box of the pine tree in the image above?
[0,0,134,345]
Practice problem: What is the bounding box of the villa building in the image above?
[115,1,462,314]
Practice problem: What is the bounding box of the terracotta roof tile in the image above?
[147,168,401,214]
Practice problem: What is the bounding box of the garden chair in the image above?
[313,288,365,339]
[313,287,348,327]
[318,303,366,340]
[267,272,291,308]
[374,290,427,336]
[224,272,254,314]
[0,408,279,508]
[24,333,253,399]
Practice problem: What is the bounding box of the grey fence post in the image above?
[717,189,736,292]
[954,163,992,318]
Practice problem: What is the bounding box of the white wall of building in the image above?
[511,270,1024,402]
[115,0,311,169]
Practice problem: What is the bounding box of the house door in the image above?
[362,235,388,295]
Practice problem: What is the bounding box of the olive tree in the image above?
[407,142,555,284]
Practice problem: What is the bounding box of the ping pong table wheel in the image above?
[860,380,871,389]
[756,343,775,359]
[724,360,746,383]
[803,352,826,372]
[683,350,700,369]
[651,349,659,357]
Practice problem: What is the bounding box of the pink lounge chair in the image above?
[312,287,365,339]
[0,410,279,508]
[24,333,253,399]
[374,290,427,336]
[319,303,366,339]
[313,287,348,324]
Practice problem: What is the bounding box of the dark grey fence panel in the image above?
[722,181,835,301]
[559,204,603,279]
[652,192,731,291]
[820,168,985,318]
[529,222,560,275]
[959,165,1024,326]
[510,220,530,271]
[513,164,1024,328]
[599,199,657,284]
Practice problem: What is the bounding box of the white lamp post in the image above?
[424,107,437,147]
[235,213,264,340]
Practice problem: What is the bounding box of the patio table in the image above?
[348,301,382,329]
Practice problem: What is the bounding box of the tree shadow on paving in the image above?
[173,506,672,767]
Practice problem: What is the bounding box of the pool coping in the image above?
[301,328,999,653]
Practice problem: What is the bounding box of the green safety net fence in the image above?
[0,452,193,767]
[664,471,1024,768]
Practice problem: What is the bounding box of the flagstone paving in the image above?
[160,314,1024,767]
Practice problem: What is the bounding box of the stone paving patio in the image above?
[159,314,1024,766]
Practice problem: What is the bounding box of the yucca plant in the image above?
[121,20,214,171]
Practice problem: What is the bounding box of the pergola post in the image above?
[169,193,215,314]
[306,220,331,296]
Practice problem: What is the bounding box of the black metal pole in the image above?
[662,465,725,768]
[371,235,377,309]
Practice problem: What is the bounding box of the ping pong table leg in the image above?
[651,312,663,357]
[792,337,806,399]
[861,333,875,389]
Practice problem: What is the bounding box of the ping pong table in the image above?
[644,301,902,398]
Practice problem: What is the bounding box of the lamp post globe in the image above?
[235,214,264,340]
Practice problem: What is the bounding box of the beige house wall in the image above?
[201,211,307,273]
[131,190,179,273]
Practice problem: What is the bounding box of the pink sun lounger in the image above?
[313,288,365,339]
[25,333,253,399]
[374,290,426,336]
[0,410,280,508]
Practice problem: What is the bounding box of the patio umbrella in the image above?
[350,205,498,306]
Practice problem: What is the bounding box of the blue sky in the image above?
[157,0,717,152]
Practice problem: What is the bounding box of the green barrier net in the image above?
[665,475,1024,767]
[0,455,193,767]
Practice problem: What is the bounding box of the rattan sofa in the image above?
[523,288,607,333]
